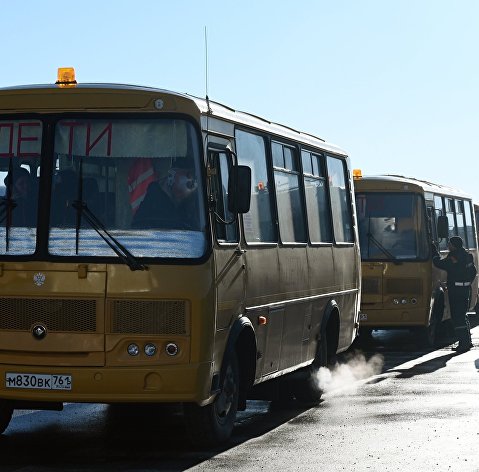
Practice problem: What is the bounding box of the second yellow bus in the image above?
[354,173,478,346]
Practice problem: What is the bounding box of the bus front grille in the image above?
[110,300,189,335]
[0,298,97,332]
[385,278,423,295]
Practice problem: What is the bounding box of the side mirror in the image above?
[437,215,448,239]
[228,165,251,214]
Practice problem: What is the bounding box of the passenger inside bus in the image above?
[132,158,199,230]
[3,167,37,226]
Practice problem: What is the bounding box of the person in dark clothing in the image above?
[432,236,475,353]
[3,168,36,226]
[132,164,198,230]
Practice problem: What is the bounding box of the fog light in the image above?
[411,298,418,305]
[127,343,140,356]
[144,343,157,357]
[166,342,179,356]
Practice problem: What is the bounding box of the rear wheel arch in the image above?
[292,300,340,405]
[321,300,340,364]
[225,316,257,411]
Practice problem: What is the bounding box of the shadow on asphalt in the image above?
[386,351,457,378]
[352,312,479,370]
[1,316,477,471]
[0,398,312,471]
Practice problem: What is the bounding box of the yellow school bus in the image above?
[0,69,360,445]
[354,172,478,346]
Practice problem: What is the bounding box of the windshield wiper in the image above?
[366,232,400,264]
[72,200,147,271]
[72,158,146,271]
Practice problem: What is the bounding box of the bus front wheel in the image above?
[0,400,13,434]
[418,297,444,347]
[184,353,239,447]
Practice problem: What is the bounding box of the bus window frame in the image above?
[300,147,334,246]
[235,127,278,247]
[271,138,308,246]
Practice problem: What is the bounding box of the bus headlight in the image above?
[127,343,140,356]
[144,343,157,357]
[393,299,400,305]
[401,298,408,305]
[166,343,179,356]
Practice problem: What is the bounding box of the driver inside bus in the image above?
[132,159,198,229]
[3,168,36,226]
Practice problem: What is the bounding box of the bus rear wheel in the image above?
[0,400,13,434]
[184,353,239,447]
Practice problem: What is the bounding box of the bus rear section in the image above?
[354,174,478,347]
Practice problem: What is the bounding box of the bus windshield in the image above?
[0,117,207,259]
[356,192,428,261]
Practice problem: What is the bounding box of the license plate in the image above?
[5,373,72,390]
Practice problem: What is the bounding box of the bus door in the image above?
[209,141,283,378]
[208,147,246,336]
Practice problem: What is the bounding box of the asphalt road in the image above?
[1,317,479,472]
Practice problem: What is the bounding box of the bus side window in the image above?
[326,155,354,243]
[235,129,277,244]
[465,200,477,248]
[272,141,307,243]
[427,206,437,241]
[210,150,239,243]
[455,199,466,246]
[302,150,333,243]
[434,194,448,251]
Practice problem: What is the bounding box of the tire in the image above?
[184,353,239,447]
[0,400,13,434]
[292,331,328,405]
[418,322,436,348]
[419,295,446,348]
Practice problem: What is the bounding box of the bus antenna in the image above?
[204,26,212,114]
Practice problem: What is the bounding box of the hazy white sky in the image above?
[2,0,478,201]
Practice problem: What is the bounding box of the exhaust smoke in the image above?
[315,351,384,394]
